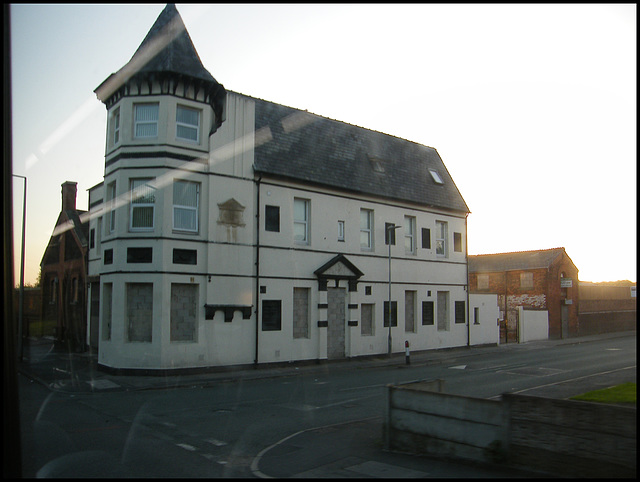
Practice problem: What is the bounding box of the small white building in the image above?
[86,4,479,371]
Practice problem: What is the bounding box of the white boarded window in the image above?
[134,103,159,138]
[361,303,374,336]
[173,180,199,232]
[130,179,155,231]
[176,105,200,142]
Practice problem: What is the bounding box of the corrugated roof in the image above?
[468,248,568,273]
[251,95,469,213]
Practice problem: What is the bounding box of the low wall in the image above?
[578,311,637,336]
[384,381,636,477]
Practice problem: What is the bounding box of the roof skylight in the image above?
[429,169,444,184]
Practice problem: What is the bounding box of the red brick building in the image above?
[468,248,579,342]
[40,181,89,351]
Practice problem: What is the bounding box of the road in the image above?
[18,334,636,477]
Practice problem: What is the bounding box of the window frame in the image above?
[112,107,120,145]
[360,209,373,250]
[338,220,345,242]
[293,198,310,244]
[134,102,159,139]
[107,182,116,234]
[265,205,280,232]
[435,221,448,257]
[404,216,416,254]
[176,104,200,143]
[172,180,200,233]
[129,178,155,232]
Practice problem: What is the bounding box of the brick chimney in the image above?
[61,181,77,211]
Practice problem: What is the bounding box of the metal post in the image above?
[13,174,26,361]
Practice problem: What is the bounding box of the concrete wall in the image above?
[517,307,548,342]
[385,382,636,477]
[469,294,499,346]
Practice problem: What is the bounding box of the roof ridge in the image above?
[469,247,565,257]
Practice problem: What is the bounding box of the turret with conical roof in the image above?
[95,3,226,131]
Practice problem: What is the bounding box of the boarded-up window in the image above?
[170,284,198,342]
[262,300,282,331]
[477,274,489,290]
[455,301,466,324]
[127,283,153,342]
[405,291,416,332]
[293,288,310,339]
[361,303,374,335]
[422,301,434,325]
[437,291,449,331]
[102,283,112,341]
[520,272,534,289]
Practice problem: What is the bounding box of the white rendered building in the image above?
[87,4,478,371]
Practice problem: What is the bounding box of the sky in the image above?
[9,3,637,286]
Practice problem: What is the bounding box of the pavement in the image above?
[16,331,636,478]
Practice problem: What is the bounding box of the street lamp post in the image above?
[387,224,402,357]
[13,174,26,361]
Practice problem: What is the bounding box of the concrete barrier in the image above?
[384,380,636,477]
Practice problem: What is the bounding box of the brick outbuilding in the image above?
[469,248,579,342]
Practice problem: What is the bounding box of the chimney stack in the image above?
[61,181,77,211]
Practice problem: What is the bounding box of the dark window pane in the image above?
[262,300,282,331]
[385,223,396,245]
[265,205,280,232]
[127,247,152,263]
[173,248,197,265]
[383,301,397,327]
[422,228,431,249]
[422,301,434,325]
[454,232,462,252]
[455,301,466,324]
[104,249,113,265]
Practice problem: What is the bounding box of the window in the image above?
[103,249,113,265]
[520,272,533,289]
[126,283,153,342]
[421,228,431,249]
[422,301,434,325]
[454,232,462,252]
[130,179,155,230]
[176,105,200,142]
[173,248,197,265]
[429,169,444,184]
[107,182,116,233]
[293,198,309,244]
[405,291,416,332]
[134,103,159,138]
[404,216,416,254]
[385,222,396,245]
[127,247,152,263]
[293,288,310,339]
[265,205,280,232]
[360,209,373,249]
[437,291,449,331]
[113,107,120,144]
[455,301,466,324]
[435,221,447,257]
[474,307,480,325]
[173,180,199,232]
[170,284,198,342]
[383,301,397,327]
[89,228,95,249]
[262,300,282,331]
[361,303,374,335]
[477,274,489,290]
[338,220,345,242]
[102,283,112,341]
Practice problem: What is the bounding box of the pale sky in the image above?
[10,3,637,285]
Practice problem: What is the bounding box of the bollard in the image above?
[405,340,410,365]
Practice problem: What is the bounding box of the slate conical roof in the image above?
[95,4,224,105]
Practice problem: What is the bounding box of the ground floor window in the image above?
[262,300,282,331]
[126,283,153,342]
[422,301,434,325]
[437,291,449,331]
[455,300,466,324]
[405,291,416,332]
[293,288,310,339]
[102,283,112,341]
[383,301,397,327]
[361,303,374,335]
[171,283,198,342]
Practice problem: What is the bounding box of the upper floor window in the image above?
[435,220,448,257]
[265,205,280,232]
[477,274,489,290]
[176,105,200,142]
[360,209,373,250]
[520,272,534,289]
[404,216,416,254]
[112,107,120,144]
[338,220,345,242]
[106,182,116,233]
[130,179,155,231]
[293,198,309,244]
[454,232,463,252]
[134,103,159,138]
[173,180,199,232]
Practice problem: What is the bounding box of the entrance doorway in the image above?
[327,287,346,359]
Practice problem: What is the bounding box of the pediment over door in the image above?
[314,254,364,292]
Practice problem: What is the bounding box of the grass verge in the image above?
[570,382,636,405]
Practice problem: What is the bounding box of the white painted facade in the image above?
[85,6,481,371]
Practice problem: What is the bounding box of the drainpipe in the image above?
[254,176,261,367]
[465,213,470,347]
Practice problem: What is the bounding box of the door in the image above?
[327,287,346,359]
[561,305,569,339]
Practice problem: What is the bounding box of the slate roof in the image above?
[468,248,572,273]
[250,95,470,213]
[95,4,224,104]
